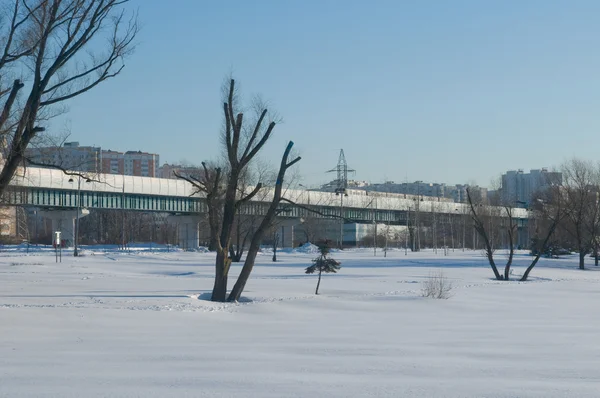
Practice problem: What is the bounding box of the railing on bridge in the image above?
[2,187,205,213]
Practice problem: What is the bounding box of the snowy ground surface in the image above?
[1,244,599,397]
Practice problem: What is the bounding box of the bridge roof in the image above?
[10,166,529,219]
[11,166,201,197]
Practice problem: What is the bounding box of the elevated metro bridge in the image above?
[3,166,529,248]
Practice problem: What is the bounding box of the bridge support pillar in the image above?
[517,225,530,249]
[277,219,303,248]
[168,215,201,250]
[37,208,90,247]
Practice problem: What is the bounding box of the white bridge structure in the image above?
[4,166,529,249]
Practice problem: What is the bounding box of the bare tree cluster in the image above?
[539,158,600,269]
[26,209,178,247]
[466,185,565,281]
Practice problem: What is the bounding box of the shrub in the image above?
[421,270,452,299]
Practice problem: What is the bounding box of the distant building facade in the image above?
[25,142,102,173]
[320,180,487,203]
[500,168,562,206]
[101,150,124,174]
[123,151,159,177]
[25,142,159,177]
[158,163,202,179]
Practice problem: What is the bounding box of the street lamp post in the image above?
[405,205,410,255]
[443,212,447,256]
[451,208,459,252]
[462,210,466,252]
[69,176,90,257]
[383,223,388,257]
[432,202,437,255]
[335,187,347,249]
[415,181,423,252]
[122,177,126,250]
[373,196,377,256]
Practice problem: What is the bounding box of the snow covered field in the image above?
[1,245,599,397]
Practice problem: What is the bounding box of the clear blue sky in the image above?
[59,0,600,188]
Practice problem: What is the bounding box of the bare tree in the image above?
[0,0,137,195]
[270,226,279,262]
[586,175,600,267]
[180,79,300,302]
[467,188,506,280]
[175,162,223,251]
[228,141,300,302]
[560,158,596,270]
[520,187,566,281]
[296,216,332,244]
[467,187,563,281]
[229,164,273,262]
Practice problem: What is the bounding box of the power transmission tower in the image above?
[327,149,355,193]
[327,149,355,249]
[16,207,30,242]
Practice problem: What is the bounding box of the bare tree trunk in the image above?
[272,233,279,262]
[521,221,559,281]
[228,141,300,302]
[467,189,503,280]
[212,250,231,302]
[504,249,514,280]
[503,208,516,280]
[209,238,217,251]
[579,250,585,270]
[179,79,298,302]
[315,269,322,295]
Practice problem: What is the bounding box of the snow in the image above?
[291,242,321,254]
[1,246,599,397]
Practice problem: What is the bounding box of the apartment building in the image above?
[25,142,159,177]
[124,151,159,177]
[500,168,562,206]
[25,142,102,173]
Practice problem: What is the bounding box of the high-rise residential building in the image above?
[453,184,488,204]
[25,142,102,173]
[500,168,562,206]
[25,142,159,177]
[101,150,124,175]
[124,151,159,177]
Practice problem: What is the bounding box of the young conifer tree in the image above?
[305,240,341,295]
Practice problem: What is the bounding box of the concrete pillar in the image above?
[517,222,530,249]
[279,219,301,248]
[168,215,201,250]
[37,208,90,247]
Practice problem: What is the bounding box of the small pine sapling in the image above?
[305,240,341,295]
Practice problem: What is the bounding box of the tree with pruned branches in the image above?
[177,78,300,302]
[0,0,137,195]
